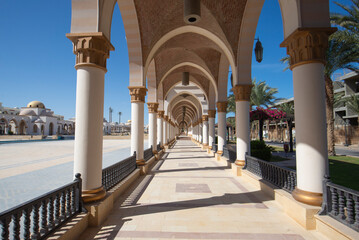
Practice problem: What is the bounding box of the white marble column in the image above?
[202,115,209,147]
[281,28,333,206]
[157,110,164,147]
[208,110,216,149]
[129,86,147,166]
[217,102,227,154]
[148,103,158,152]
[232,85,252,166]
[163,115,168,145]
[68,33,113,202]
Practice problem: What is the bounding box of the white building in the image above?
[0,101,75,136]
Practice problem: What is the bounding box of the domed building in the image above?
[0,101,75,135]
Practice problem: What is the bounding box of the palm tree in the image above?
[278,102,295,152]
[250,78,282,110]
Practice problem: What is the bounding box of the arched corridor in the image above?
[80,136,325,239]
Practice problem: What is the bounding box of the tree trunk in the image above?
[325,75,336,156]
[259,118,263,141]
[288,119,294,152]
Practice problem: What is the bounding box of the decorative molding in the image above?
[232,85,252,102]
[208,110,216,118]
[128,86,147,103]
[217,102,228,113]
[292,187,323,206]
[164,115,168,122]
[66,32,114,71]
[147,102,159,113]
[280,27,336,69]
[158,110,164,118]
[202,115,208,122]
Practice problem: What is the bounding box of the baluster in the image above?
[40,199,48,235]
[48,196,54,229]
[354,196,359,229]
[346,193,354,224]
[338,190,346,219]
[283,171,288,190]
[55,193,61,224]
[12,212,21,240]
[23,207,31,240]
[330,187,338,215]
[71,186,76,214]
[32,203,40,239]
[66,188,71,217]
[61,191,66,220]
[0,217,11,240]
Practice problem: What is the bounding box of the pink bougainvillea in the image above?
[250,107,286,121]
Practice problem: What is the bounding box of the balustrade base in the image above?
[292,187,323,207]
[82,186,106,203]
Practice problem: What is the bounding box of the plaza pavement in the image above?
[0,139,147,212]
[80,137,328,240]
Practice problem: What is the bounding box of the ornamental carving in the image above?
[198,118,202,124]
[128,86,147,103]
[164,115,168,122]
[66,32,114,70]
[217,102,228,113]
[147,102,159,113]
[208,110,216,118]
[158,110,164,118]
[232,85,252,101]
[280,28,336,69]
[202,115,208,122]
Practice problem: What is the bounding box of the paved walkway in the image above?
[80,137,327,240]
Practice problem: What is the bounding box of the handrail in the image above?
[0,174,83,240]
[244,155,296,193]
[320,176,359,231]
[102,152,137,191]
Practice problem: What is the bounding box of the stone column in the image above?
[148,102,159,153]
[232,84,252,166]
[129,86,147,166]
[281,28,335,206]
[202,115,208,147]
[208,110,216,149]
[217,102,227,155]
[67,32,114,202]
[163,115,168,146]
[157,110,164,147]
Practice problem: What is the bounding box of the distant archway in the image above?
[49,122,54,135]
[41,125,45,135]
[19,120,26,135]
[33,125,38,134]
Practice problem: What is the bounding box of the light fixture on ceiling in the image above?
[184,0,201,24]
[182,72,189,86]
[254,38,263,63]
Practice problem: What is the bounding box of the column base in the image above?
[136,159,146,166]
[153,150,158,155]
[217,150,223,155]
[82,186,106,203]
[208,146,213,150]
[235,159,245,167]
[292,187,323,206]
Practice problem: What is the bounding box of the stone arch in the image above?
[49,122,54,135]
[19,120,27,135]
[144,26,237,87]
[33,124,38,134]
[164,82,209,104]
[41,125,45,135]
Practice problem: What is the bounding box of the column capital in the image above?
[147,102,159,113]
[202,115,208,122]
[128,86,147,103]
[158,110,164,118]
[217,102,228,113]
[164,115,169,122]
[66,32,114,71]
[280,27,336,69]
[208,110,216,118]
[232,84,252,102]
[198,118,203,124]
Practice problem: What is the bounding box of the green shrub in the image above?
[8,131,13,135]
[250,140,273,161]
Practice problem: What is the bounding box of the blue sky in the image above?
[0,0,352,124]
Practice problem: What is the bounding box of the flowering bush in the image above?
[250,107,286,121]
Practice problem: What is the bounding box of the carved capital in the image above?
[164,115,168,122]
[208,110,216,118]
[128,86,147,103]
[217,102,228,113]
[198,118,202,124]
[147,102,159,113]
[280,27,336,69]
[158,110,164,118]
[232,84,252,102]
[202,115,208,122]
[66,32,114,71]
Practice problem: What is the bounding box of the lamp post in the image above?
[344,119,350,146]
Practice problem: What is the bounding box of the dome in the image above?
[19,109,36,116]
[27,101,45,109]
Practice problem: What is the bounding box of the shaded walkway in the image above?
[80,137,326,240]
